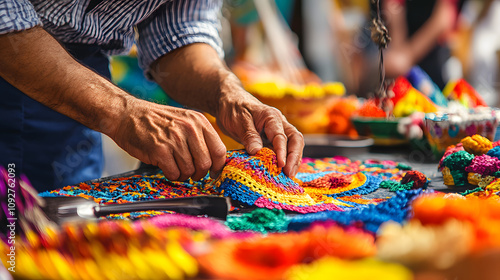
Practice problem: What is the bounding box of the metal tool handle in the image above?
[95,196,230,220]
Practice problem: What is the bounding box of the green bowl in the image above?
[351,117,408,146]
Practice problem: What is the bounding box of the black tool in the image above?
[41,195,231,225]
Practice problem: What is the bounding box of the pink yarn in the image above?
[136,214,254,239]
[465,154,500,176]
[254,197,344,214]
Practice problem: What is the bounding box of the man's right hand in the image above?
[109,98,227,181]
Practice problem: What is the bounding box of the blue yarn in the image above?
[39,192,62,197]
[218,178,261,206]
[486,146,500,159]
[328,175,383,198]
[288,189,424,233]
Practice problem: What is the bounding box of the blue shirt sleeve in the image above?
[0,0,41,35]
[136,0,224,78]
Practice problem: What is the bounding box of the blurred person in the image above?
[456,0,500,107]
[381,0,465,89]
[0,0,304,191]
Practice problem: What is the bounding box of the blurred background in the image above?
[103,0,500,176]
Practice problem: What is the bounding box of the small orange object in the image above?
[355,99,386,118]
[327,97,359,136]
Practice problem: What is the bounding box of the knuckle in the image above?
[186,110,205,121]
[181,165,195,178]
[242,130,259,143]
[213,145,227,159]
[289,151,302,161]
[163,169,180,181]
[288,129,304,143]
[197,159,212,171]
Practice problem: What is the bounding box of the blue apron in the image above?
[0,44,109,192]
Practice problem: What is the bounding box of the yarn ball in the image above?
[461,135,493,156]
[438,144,464,171]
[442,150,475,171]
[465,154,500,176]
[400,170,428,189]
[486,146,500,159]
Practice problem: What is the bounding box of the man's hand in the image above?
[110,99,227,181]
[151,43,304,177]
[216,93,304,177]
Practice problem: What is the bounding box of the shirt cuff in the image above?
[136,0,223,79]
[0,0,41,35]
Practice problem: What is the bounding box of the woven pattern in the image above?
[42,148,418,216]
[212,148,413,213]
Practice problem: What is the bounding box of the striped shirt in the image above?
[0,0,223,74]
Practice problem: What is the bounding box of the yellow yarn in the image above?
[461,135,493,155]
[285,257,413,280]
[442,167,455,186]
[467,172,482,185]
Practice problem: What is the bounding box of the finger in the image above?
[172,143,196,182]
[187,131,213,181]
[157,152,181,181]
[263,118,287,168]
[283,127,304,177]
[202,124,227,179]
[240,113,263,155]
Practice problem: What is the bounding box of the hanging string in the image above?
[370,0,391,115]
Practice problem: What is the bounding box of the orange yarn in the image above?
[198,223,376,280]
[411,193,500,252]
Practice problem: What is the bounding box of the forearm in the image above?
[402,0,455,65]
[150,43,257,117]
[0,26,132,137]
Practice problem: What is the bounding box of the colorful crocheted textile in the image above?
[212,148,415,213]
[40,148,423,216]
[440,135,500,187]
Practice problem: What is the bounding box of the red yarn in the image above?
[401,170,427,189]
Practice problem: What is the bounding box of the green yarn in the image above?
[460,187,484,196]
[364,164,384,168]
[225,208,289,233]
[396,163,412,171]
[493,171,500,178]
[443,151,474,170]
[450,169,468,186]
[379,180,414,192]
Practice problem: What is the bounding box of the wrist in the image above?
[216,73,260,117]
[94,88,137,138]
